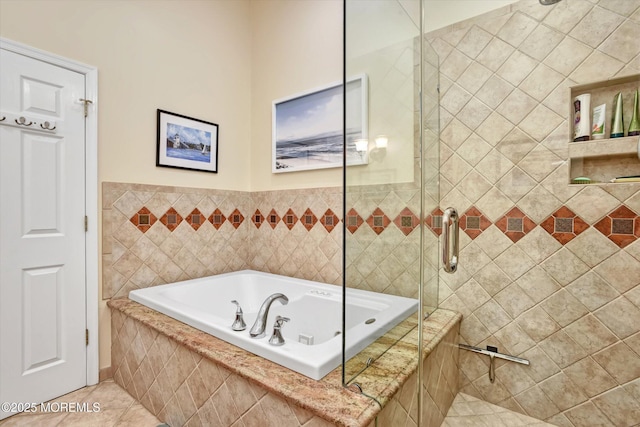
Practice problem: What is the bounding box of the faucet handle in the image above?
[274,316,290,328]
[231,300,243,313]
[269,316,290,346]
[231,300,246,331]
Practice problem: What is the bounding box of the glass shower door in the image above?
[343,0,440,411]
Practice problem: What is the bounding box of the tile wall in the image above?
[103,182,431,300]
[376,323,460,427]
[430,0,640,425]
[102,183,343,299]
[110,306,339,427]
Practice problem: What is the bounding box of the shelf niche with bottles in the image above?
[568,73,640,185]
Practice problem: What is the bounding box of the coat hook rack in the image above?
[459,344,529,383]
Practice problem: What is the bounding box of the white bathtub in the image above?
[129,270,418,380]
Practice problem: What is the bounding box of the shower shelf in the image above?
[568,73,640,185]
[569,136,640,159]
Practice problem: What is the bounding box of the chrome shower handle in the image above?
[442,207,459,274]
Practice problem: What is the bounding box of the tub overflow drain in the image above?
[365,318,376,324]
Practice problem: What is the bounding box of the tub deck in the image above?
[108,298,461,426]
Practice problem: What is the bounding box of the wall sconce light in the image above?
[370,135,388,162]
[354,138,369,152]
[375,135,388,149]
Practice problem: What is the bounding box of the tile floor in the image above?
[0,380,555,427]
[0,380,160,427]
[443,393,556,427]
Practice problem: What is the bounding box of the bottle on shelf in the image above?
[629,89,640,137]
[611,92,625,138]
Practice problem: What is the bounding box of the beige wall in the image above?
[0,0,344,370]
[0,0,253,190]
[249,0,343,191]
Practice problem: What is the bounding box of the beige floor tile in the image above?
[0,380,160,427]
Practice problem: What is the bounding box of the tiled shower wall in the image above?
[431,0,640,425]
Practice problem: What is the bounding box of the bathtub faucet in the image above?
[249,293,289,338]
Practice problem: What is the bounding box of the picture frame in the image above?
[272,74,368,173]
[156,109,219,173]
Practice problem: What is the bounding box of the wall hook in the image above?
[15,116,33,126]
[40,121,56,130]
[0,116,5,122]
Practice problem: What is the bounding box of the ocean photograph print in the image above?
[272,74,368,173]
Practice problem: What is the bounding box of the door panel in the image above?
[0,49,87,420]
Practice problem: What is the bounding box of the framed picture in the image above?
[156,109,219,173]
[272,74,368,173]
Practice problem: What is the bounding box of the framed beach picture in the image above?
[272,74,368,173]
[156,109,219,173]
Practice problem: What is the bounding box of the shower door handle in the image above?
[442,207,459,273]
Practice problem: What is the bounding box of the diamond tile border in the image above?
[126,203,638,247]
[320,209,340,233]
[594,206,640,248]
[366,208,391,235]
[208,209,226,230]
[185,208,206,231]
[460,206,491,239]
[252,209,265,229]
[130,207,157,233]
[426,208,444,237]
[495,207,536,243]
[393,207,420,236]
[282,208,298,230]
[540,206,589,245]
[346,208,364,234]
[266,209,281,229]
[160,207,183,232]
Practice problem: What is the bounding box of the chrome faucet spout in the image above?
[249,293,288,338]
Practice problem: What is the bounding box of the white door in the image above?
[0,49,87,420]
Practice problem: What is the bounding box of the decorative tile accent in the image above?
[160,207,183,232]
[426,208,444,237]
[228,208,245,230]
[366,208,391,235]
[300,208,317,231]
[252,209,265,229]
[185,208,206,231]
[540,206,589,245]
[282,208,298,230]
[460,206,491,239]
[130,207,157,233]
[346,208,363,234]
[594,206,640,248]
[266,209,281,229]
[393,207,420,236]
[208,208,226,230]
[495,207,536,243]
[320,209,339,233]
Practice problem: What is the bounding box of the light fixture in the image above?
[375,135,388,149]
[354,138,368,152]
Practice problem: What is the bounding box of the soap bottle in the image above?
[611,92,625,138]
[629,89,640,137]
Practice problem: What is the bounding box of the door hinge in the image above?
[79,98,93,117]
[86,329,89,346]
[84,215,88,232]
